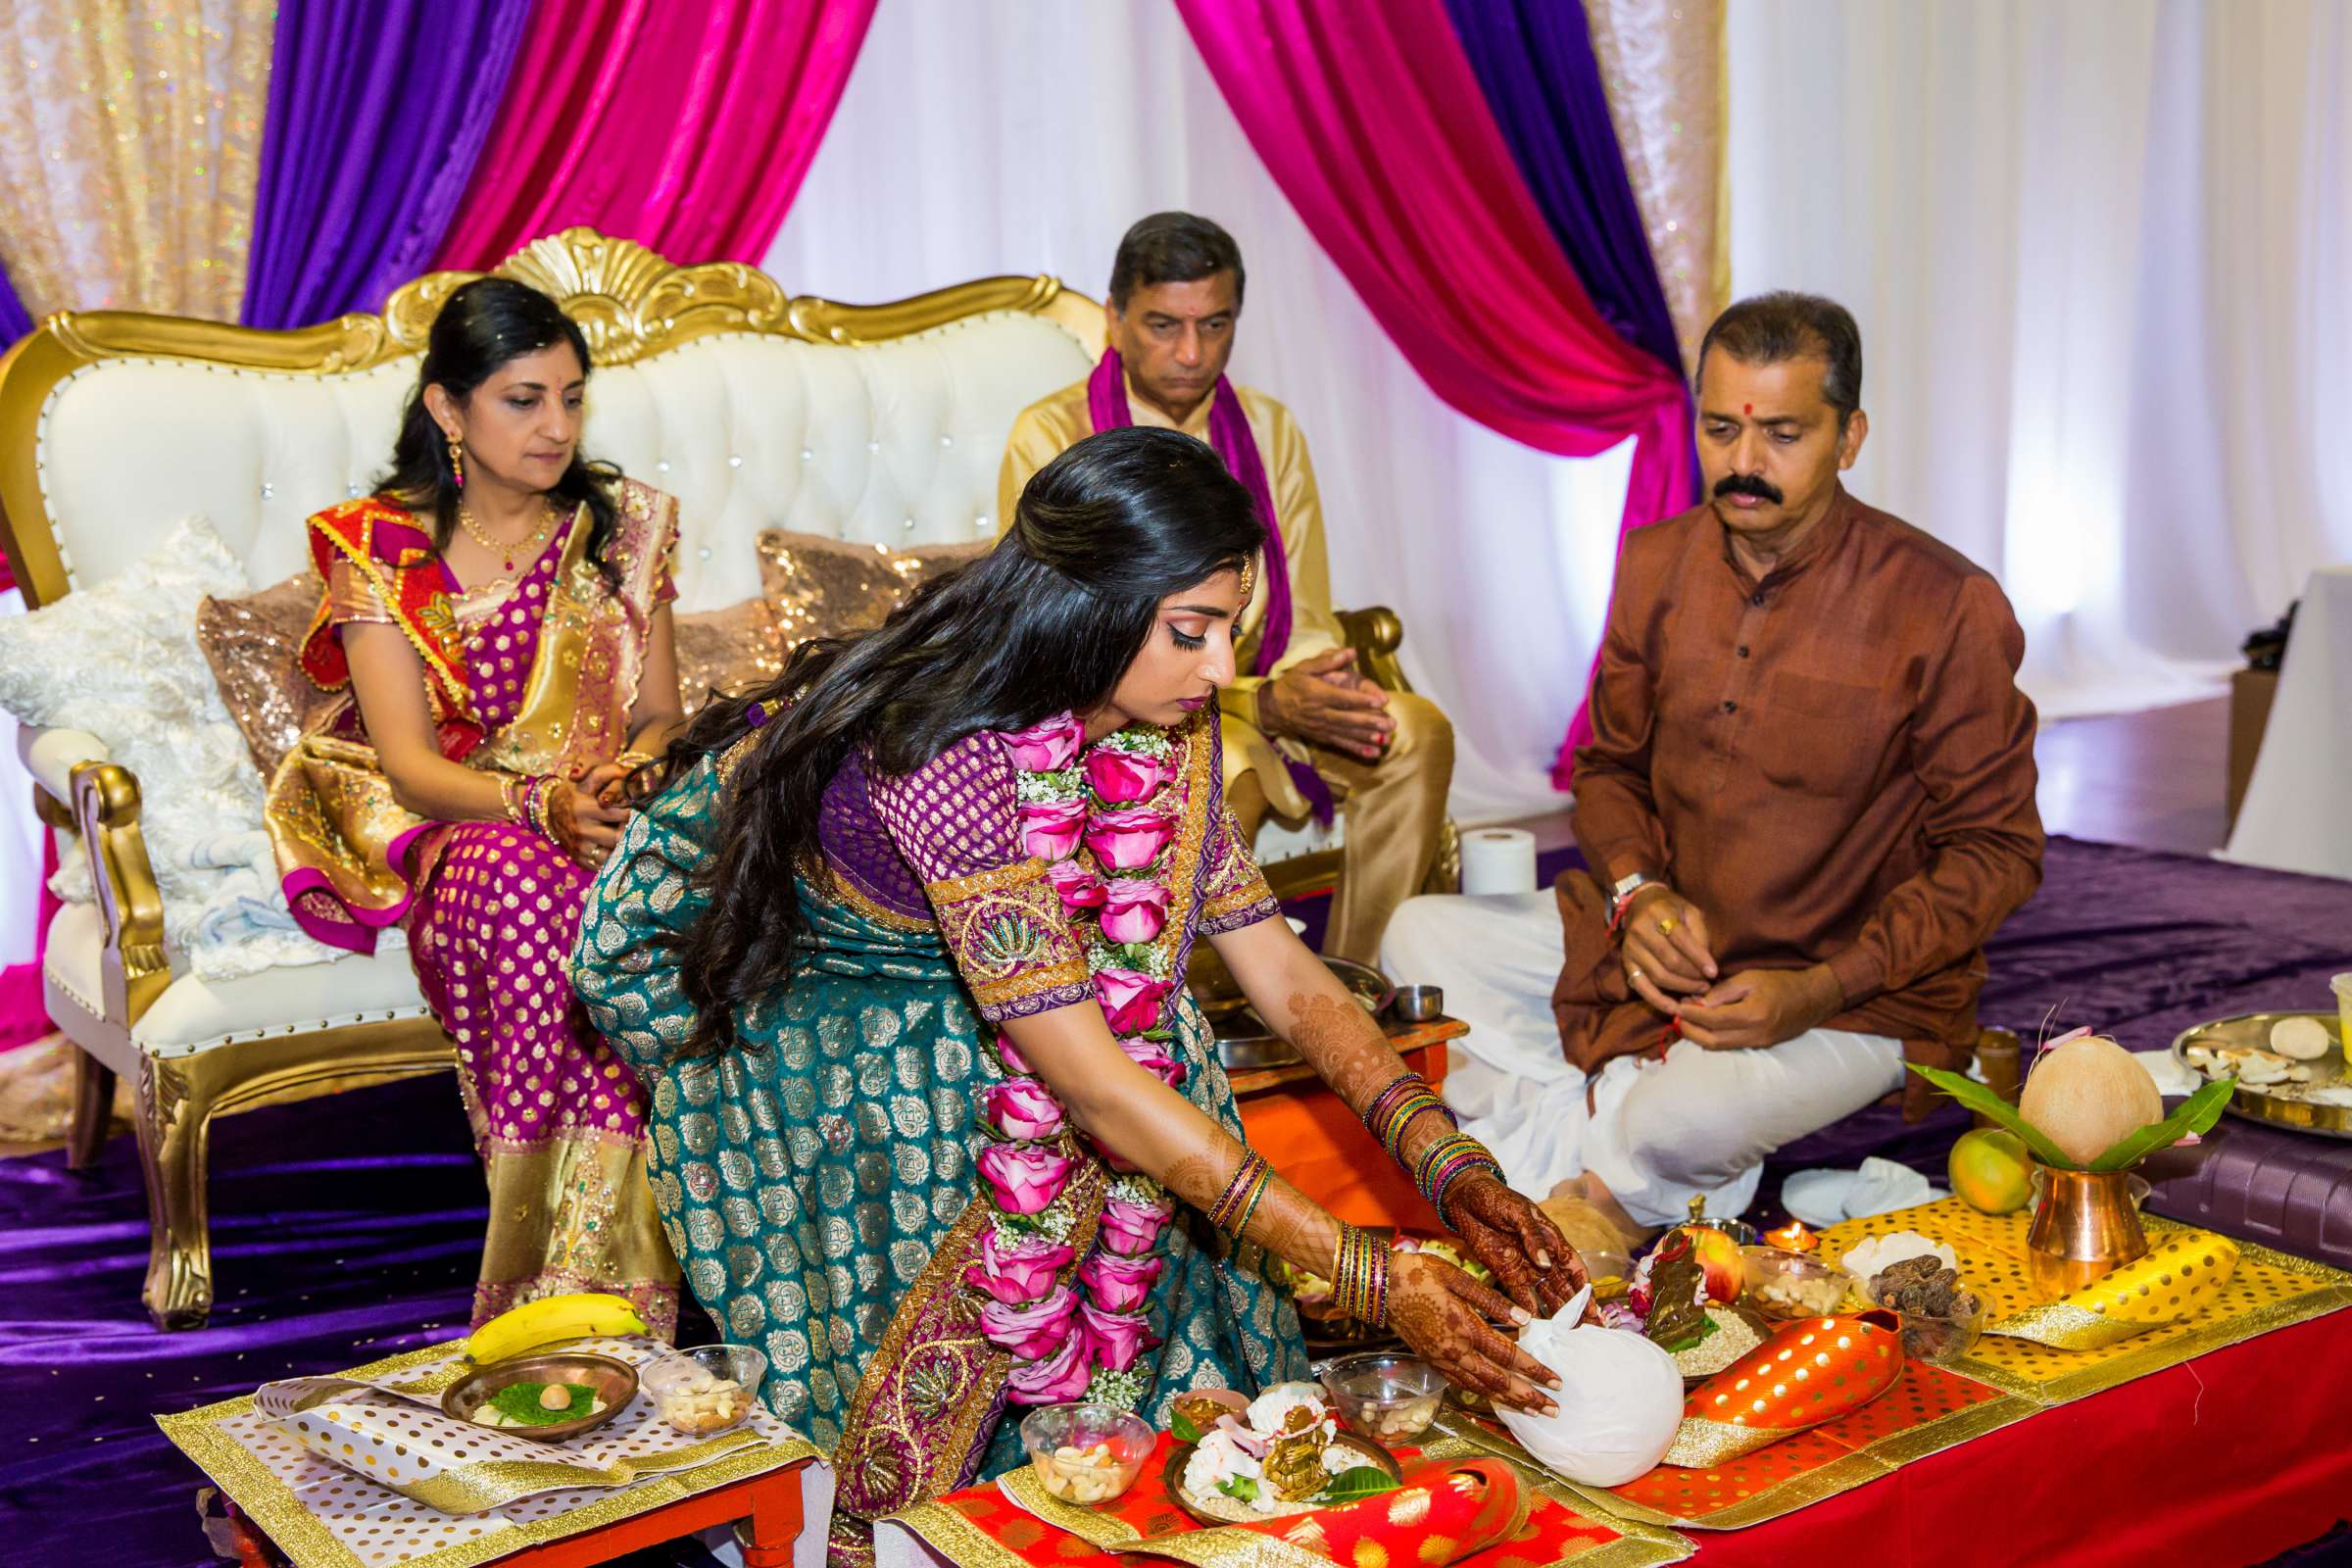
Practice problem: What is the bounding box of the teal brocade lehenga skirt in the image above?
[570,758,1310,1488]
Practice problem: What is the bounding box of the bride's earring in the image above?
[447,432,466,491]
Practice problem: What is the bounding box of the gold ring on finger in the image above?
[1656,914,1678,935]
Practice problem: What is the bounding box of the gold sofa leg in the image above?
[67,1048,117,1170]
[134,1054,216,1330]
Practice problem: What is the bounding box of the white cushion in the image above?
[33,314,1095,612]
[44,899,434,1058]
[0,517,348,983]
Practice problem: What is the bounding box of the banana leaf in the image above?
[1314,1467,1402,1504]
[2087,1076,2236,1171]
[1904,1062,2075,1168]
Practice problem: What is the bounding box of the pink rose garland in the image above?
[972,711,1187,1409]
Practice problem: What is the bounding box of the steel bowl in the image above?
[1389,984,1445,1022]
[440,1350,639,1443]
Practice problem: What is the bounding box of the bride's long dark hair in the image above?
[650,424,1264,1060]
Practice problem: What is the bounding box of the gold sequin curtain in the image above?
[1583,0,1729,373]
[0,0,273,321]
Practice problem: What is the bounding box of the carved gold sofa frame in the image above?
[0,228,1446,1329]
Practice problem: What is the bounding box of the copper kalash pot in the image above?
[2025,1164,2150,1298]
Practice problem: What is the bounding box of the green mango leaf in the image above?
[1312,1467,1402,1504]
[2087,1076,2237,1171]
[1216,1476,1259,1503]
[1170,1408,1204,1445]
[1905,1063,2077,1168]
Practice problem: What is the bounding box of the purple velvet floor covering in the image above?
[10,835,2350,1565]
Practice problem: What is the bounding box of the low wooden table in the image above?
[1230,1015,1466,1232]
[221,1466,809,1568]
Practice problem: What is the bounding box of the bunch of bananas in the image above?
[465,1292,650,1363]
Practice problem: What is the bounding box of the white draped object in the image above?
[2224,565,2352,878]
[763,0,1630,825]
[1727,0,2352,716]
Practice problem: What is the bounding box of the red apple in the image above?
[1666,1224,1744,1303]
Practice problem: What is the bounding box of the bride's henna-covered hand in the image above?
[1446,1170,1584,1317]
[1389,1252,1561,1416]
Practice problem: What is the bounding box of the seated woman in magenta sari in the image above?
[571,427,1587,1548]
[267,278,685,1332]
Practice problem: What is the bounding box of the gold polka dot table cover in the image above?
[1434,1197,2351,1532]
[155,1336,824,1568]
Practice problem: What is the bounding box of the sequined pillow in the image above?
[753,530,991,654]
[196,570,335,778]
[674,598,785,713]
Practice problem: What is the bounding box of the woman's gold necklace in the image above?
[458,496,559,573]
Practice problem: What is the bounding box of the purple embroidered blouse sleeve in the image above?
[865,732,1096,1022]
[1198,802,1282,935]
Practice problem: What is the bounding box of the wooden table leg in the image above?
[740,1467,808,1567]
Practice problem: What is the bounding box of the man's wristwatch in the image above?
[1607,871,1657,935]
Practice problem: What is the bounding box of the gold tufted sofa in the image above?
[0,229,1445,1329]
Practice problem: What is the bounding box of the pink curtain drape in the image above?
[434,0,878,270]
[1172,0,1698,786]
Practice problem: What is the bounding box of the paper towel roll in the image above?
[1460,827,1538,896]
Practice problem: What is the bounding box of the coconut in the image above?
[2018,1034,2164,1166]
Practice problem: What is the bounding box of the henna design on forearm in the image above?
[1158,1152,1223,1214]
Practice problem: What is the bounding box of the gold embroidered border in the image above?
[812,859,937,935]
[926,856,1052,905]
[164,1410,815,1568]
[1940,1276,2352,1405]
[971,958,1095,1013]
[1154,709,1217,958]
[881,1500,1037,1568]
[307,506,476,729]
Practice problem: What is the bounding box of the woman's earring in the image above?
[447,433,466,491]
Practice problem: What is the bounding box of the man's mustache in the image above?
[1714,473,1785,505]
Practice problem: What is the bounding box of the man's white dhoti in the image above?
[1381,892,1906,1230]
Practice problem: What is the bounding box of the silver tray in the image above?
[2169,1010,2352,1141]
[1190,952,1394,1073]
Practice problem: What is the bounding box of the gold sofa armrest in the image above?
[1337,605,1411,695]
[23,727,173,1029]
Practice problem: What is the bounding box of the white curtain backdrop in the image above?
[763,0,1632,826]
[1728,0,2352,715]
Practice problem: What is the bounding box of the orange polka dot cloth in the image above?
[1661,1312,1906,1467]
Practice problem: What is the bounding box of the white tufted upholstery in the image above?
[35,312,1092,608]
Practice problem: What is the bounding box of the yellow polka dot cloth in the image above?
[1990,1232,2239,1349]
[1821,1198,2352,1405]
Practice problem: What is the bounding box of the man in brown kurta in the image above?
[1383,292,2043,1238]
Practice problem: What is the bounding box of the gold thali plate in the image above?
[2170,1010,2352,1141]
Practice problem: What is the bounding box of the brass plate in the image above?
[1193,953,1394,1072]
[1161,1431,1401,1525]
[2170,1010,2352,1141]
[439,1350,640,1442]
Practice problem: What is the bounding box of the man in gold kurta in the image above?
[999,213,1453,964]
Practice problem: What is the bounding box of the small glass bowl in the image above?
[1019,1403,1154,1506]
[1581,1248,1635,1300]
[1891,1299,1990,1365]
[1740,1246,1858,1320]
[641,1344,768,1435]
[1320,1352,1448,1445]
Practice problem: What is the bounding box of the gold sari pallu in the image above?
[266,479,677,944]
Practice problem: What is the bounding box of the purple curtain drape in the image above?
[0,267,30,346]
[1441,0,1697,786]
[1442,0,1686,397]
[240,0,538,327]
